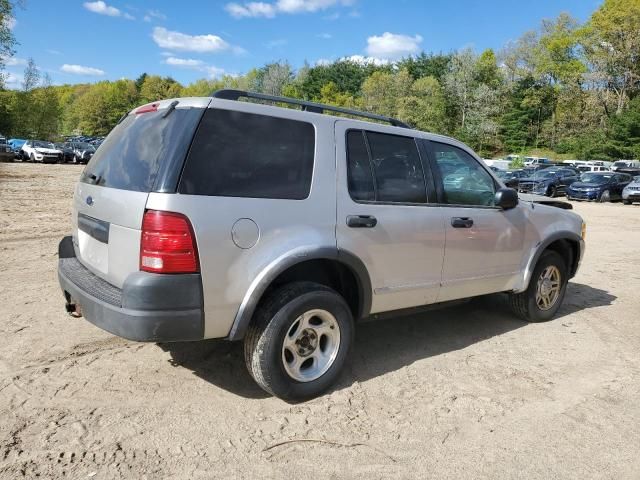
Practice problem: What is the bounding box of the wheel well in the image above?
[263,259,362,320]
[544,239,579,278]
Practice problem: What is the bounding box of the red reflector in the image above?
[140,210,199,274]
[136,103,159,114]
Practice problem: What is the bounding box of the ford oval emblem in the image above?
[86,196,94,206]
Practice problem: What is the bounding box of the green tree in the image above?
[139,75,182,103]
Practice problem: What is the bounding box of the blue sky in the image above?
[3,0,603,88]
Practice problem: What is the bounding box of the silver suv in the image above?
[58,90,586,400]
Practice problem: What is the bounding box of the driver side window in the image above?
[431,142,496,206]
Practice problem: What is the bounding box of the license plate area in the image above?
[77,213,110,275]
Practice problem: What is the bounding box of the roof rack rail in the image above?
[211,89,411,128]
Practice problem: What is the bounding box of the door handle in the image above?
[347,215,377,228]
[451,217,474,228]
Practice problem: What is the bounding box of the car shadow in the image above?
[158,282,616,400]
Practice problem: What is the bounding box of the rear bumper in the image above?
[57,236,204,342]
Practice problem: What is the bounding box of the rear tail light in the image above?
[140,210,199,274]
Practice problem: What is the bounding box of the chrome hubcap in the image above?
[535,266,561,311]
[282,309,340,382]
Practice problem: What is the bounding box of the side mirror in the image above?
[495,188,519,210]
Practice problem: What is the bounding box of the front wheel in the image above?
[599,190,611,203]
[547,185,557,197]
[509,251,568,322]
[244,282,354,401]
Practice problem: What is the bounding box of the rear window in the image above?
[80,108,203,192]
[179,109,315,200]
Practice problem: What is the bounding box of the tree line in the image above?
[1,0,639,160]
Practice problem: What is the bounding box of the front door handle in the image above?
[347,215,377,228]
[451,217,474,228]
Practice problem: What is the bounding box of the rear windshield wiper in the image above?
[87,173,102,185]
[162,100,179,119]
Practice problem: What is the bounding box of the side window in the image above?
[346,131,375,201]
[431,142,496,206]
[367,132,427,203]
[346,130,427,204]
[180,109,315,200]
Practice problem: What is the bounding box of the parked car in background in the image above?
[64,141,96,164]
[495,169,528,188]
[577,165,611,173]
[483,159,511,170]
[616,167,640,178]
[8,139,26,158]
[566,172,632,202]
[524,157,552,167]
[21,140,62,163]
[54,143,76,163]
[0,136,13,161]
[518,167,579,197]
[611,160,640,171]
[622,176,640,205]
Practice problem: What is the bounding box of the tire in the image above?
[623,200,631,205]
[244,282,354,401]
[29,153,35,163]
[509,250,568,323]
[599,190,610,203]
[547,185,557,197]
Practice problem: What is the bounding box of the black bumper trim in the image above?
[57,236,204,342]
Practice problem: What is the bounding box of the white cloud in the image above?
[83,1,135,19]
[342,54,389,66]
[226,0,353,18]
[152,27,243,54]
[314,55,389,67]
[3,72,23,89]
[83,1,121,16]
[2,56,27,67]
[144,9,167,22]
[165,57,204,67]
[317,32,332,39]
[60,64,105,76]
[163,56,227,79]
[366,32,422,60]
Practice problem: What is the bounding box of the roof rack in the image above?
[211,89,411,129]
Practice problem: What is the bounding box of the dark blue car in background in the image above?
[517,167,580,197]
[566,172,633,202]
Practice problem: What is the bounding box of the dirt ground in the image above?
[0,162,639,479]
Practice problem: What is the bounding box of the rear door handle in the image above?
[451,217,474,228]
[347,215,377,228]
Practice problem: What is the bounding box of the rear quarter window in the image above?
[179,109,315,200]
[80,108,203,192]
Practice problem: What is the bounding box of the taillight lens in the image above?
[140,210,199,274]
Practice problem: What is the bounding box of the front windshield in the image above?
[33,141,54,148]
[580,173,611,184]
[532,170,556,179]
[77,142,95,150]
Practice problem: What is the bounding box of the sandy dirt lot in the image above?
[0,162,639,479]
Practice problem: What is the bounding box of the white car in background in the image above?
[21,140,62,164]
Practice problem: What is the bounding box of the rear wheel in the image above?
[509,251,568,322]
[244,282,354,401]
[547,185,557,197]
[599,189,610,203]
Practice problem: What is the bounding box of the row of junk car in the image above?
[1,132,639,205]
[483,156,640,205]
[0,135,104,164]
